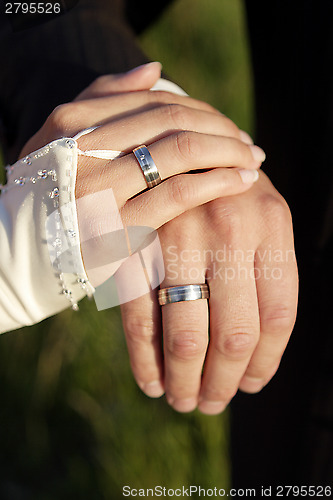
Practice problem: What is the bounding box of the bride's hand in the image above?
[19,62,265,286]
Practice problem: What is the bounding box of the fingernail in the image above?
[237,168,259,184]
[239,130,254,145]
[141,380,164,398]
[249,145,266,163]
[168,397,197,413]
[198,400,227,415]
[126,61,162,74]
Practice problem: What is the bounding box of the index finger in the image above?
[54,90,229,139]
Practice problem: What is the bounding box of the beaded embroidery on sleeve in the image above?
[0,128,122,333]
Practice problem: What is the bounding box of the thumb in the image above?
[75,62,162,101]
[114,61,163,91]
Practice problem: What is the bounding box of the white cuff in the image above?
[0,137,94,334]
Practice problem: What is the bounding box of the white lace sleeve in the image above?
[0,137,94,334]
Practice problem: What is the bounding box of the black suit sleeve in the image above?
[0,0,172,163]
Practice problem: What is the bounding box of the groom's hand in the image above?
[121,171,298,414]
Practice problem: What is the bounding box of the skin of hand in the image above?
[19,62,265,287]
[121,171,298,415]
[18,62,297,415]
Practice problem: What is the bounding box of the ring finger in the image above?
[83,132,263,205]
[159,222,208,412]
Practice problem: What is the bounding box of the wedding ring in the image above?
[133,145,162,188]
[158,284,210,306]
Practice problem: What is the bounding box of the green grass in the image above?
[0,1,253,498]
[140,0,254,133]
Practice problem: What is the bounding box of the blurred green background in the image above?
[0,0,253,498]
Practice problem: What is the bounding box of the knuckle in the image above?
[200,101,220,114]
[261,304,296,334]
[123,317,155,346]
[164,103,190,130]
[149,90,174,105]
[207,202,242,244]
[245,363,274,382]
[167,174,197,207]
[166,330,207,361]
[259,193,292,228]
[222,116,240,137]
[48,103,77,133]
[175,130,202,163]
[214,331,258,361]
[244,359,281,385]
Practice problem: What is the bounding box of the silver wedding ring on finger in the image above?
[133,145,162,189]
[158,284,210,306]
